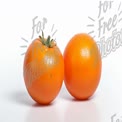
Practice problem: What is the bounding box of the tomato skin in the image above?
[23,38,64,104]
[64,33,102,100]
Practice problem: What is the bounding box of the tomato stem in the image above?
[39,31,56,48]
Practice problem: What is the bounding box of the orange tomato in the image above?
[23,33,64,105]
[64,33,102,100]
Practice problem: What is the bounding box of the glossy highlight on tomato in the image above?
[23,33,64,105]
[64,33,102,100]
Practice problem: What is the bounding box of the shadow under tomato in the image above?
[26,102,60,122]
[32,102,54,107]
[8,89,56,107]
[7,90,34,106]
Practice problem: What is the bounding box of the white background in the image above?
[0,0,122,122]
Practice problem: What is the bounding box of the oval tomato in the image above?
[23,34,64,105]
[64,33,102,100]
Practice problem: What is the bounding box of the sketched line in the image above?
[52,30,58,37]
[88,16,95,22]
[119,18,122,22]
[87,24,94,27]
[21,52,26,55]
[93,35,96,39]
[54,38,56,41]
[21,37,29,43]
[119,10,122,16]
[118,2,121,11]
[51,24,54,32]
[88,31,94,35]
[20,45,27,48]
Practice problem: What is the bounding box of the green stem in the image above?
[39,31,56,48]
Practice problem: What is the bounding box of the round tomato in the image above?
[64,33,102,100]
[23,33,64,105]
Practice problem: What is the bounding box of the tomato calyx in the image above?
[39,31,56,48]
